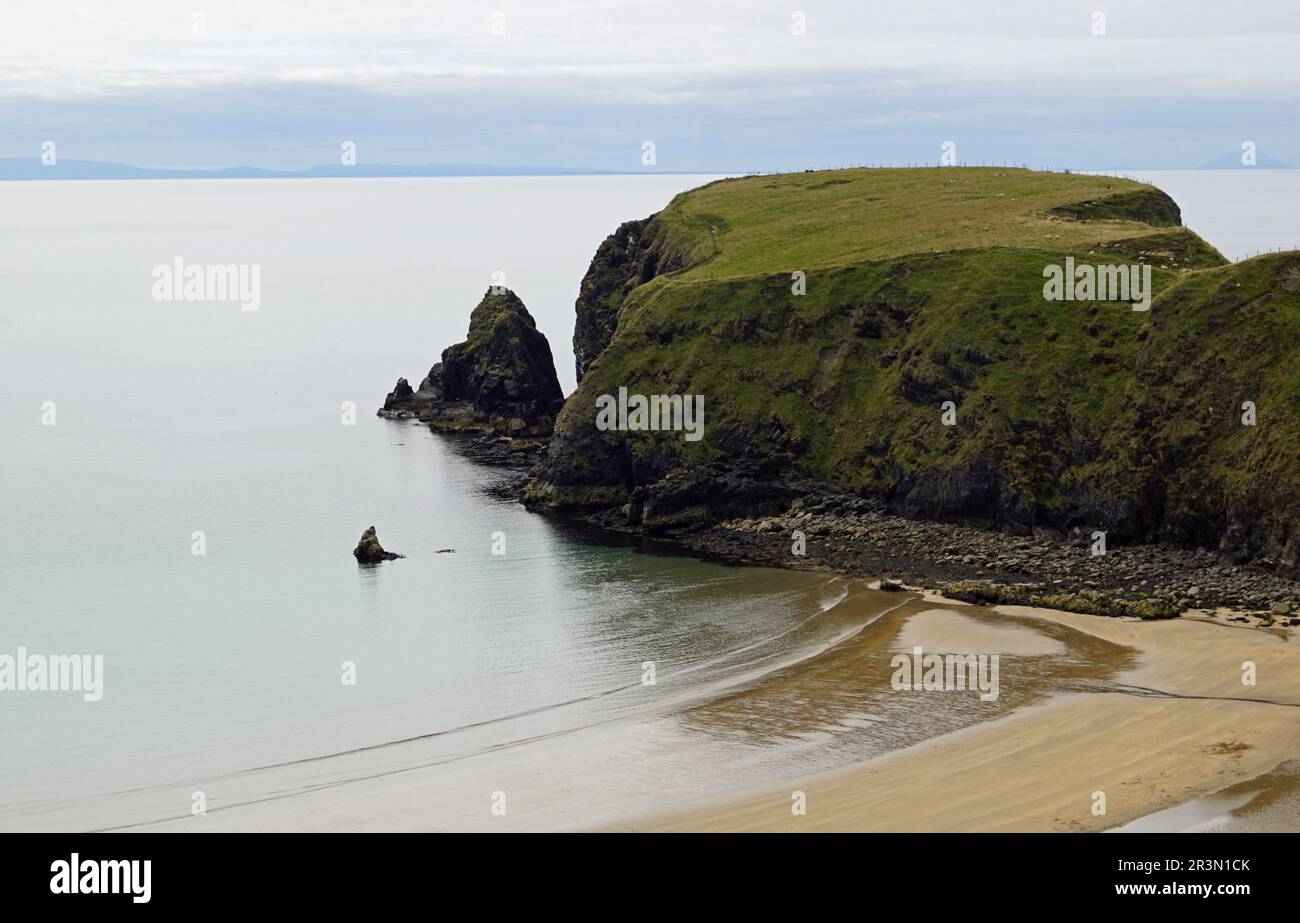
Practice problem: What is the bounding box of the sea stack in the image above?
[353,526,404,563]
[380,287,565,437]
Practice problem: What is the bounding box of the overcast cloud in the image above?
[2,1,1296,170]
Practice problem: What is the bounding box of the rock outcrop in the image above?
[571,184,731,382]
[1048,187,1182,226]
[573,216,686,380]
[353,526,404,563]
[380,287,565,437]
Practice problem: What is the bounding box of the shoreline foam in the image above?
[120,582,1300,833]
[625,595,1300,832]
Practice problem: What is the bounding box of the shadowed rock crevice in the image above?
[573,216,679,381]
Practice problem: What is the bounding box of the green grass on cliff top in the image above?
[571,165,1295,515]
[657,167,1199,282]
[556,165,1300,552]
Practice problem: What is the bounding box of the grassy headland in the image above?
[527,167,1300,612]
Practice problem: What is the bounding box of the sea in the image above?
[1,170,1296,830]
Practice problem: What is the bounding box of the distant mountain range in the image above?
[2,156,1291,181]
[0,159,673,181]
[1197,151,1294,170]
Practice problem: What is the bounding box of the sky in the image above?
[2,1,1298,171]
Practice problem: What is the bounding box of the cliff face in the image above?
[571,215,704,380]
[527,167,1300,575]
[381,287,564,437]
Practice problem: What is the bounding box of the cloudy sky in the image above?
[2,1,1297,171]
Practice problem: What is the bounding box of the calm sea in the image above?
[1,171,1295,830]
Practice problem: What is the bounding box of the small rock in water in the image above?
[353,526,405,563]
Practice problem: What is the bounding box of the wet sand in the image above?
[629,601,1300,832]
[1114,759,1300,832]
[131,583,1120,831]
[127,583,1299,832]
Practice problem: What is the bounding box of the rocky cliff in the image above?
[525,167,1300,576]
[573,216,693,379]
[381,287,565,437]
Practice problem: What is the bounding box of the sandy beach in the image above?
[123,582,1300,834]
[626,601,1300,832]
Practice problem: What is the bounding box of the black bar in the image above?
[1,833,1281,909]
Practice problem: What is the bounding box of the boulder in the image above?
[353,526,404,563]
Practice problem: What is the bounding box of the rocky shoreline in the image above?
[374,173,1300,626]
[549,481,1300,626]
[380,305,1300,624]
